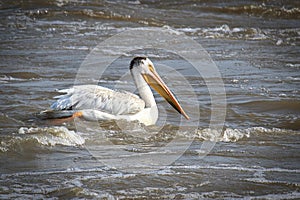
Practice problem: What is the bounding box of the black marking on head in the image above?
[129,57,147,70]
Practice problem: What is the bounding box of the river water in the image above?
[0,0,300,199]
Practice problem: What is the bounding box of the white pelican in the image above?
[42,57,189,126]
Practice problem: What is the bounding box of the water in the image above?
[1,0,300,199]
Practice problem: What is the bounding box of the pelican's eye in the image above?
[148,64,155,73]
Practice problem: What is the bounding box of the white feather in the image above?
[51,85,145,115]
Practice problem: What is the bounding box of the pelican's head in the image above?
[130,57,189,120]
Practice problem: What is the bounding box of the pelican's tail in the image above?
[37,110,76,119]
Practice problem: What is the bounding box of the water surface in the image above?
[0,0,299,199]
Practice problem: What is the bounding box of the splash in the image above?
[195,127,250,142]
[195,127,299,142]
[18,126,85,146]
[0,126,84,152]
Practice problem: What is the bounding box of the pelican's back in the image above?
[51,85,145,115]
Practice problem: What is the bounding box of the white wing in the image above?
[51,85,145,115]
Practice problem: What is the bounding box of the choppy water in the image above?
[1,0,300,199]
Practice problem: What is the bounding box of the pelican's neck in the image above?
[131,70,156,108]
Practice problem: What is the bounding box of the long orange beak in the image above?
[142,68,189,120]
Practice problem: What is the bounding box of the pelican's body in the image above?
[45,57,189,126]
[50,85,159,125]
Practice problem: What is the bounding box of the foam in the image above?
[18,126,85,146]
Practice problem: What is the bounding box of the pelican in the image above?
[41,57,189,126]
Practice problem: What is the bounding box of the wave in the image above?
[286,63,300,69]
[1,163,299,199]
[228,99,300,130]
[233,100,300,114]
[27,6,298,44]
[13,0,299,19]
[1,124,298,153]
[195,126,300,142]
[25,1,300,21]
[178,25,300,45]
[178,25,268,40]
[4,1,298,46]
[18,126,84,144]
[205,4,300,19]
[0,126,84,152]
[0,72,42,83]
